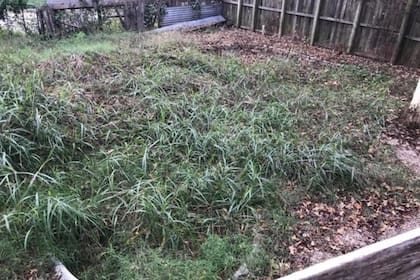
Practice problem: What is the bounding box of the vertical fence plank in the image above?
[279,0,287,36]
[310,0,322,45]
[137,0,145,32]
[251,0,259,31]
[36,9,43,35]
[124,0,145,32]
[347,0,363,53]
[391,0,416,64]
[221,0,420,68]
[278,228,420,280]
[292,0,298,36]
[38,6,57,37]
[124,2,134,30]
[236,0,243,27]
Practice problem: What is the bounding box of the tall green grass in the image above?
[0,32,407,279]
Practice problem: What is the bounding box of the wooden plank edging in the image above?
[278,228,420,280]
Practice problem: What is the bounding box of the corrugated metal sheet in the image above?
[160,4,222,27]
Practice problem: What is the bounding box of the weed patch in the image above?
[0,31,413,279]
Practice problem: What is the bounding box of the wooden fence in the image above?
[37,0,221,36]
[222,0,420,68]
[37,0,145,36]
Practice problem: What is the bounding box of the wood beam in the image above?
[347,0,363,53]
[279,0,286,36]
[391,0,416,64]
[278,228,420,280]
[251,0,259,31]
[310,0,322,45]
[236,0,243,28]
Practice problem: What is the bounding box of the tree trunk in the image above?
[405,80,420,129]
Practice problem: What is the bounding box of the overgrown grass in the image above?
[0,31,412,279]
[26,0,46,7]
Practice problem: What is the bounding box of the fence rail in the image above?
[222,0,420,68]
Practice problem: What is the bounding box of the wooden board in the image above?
[222,0,237,25]
[399,0,420,67]
[278,228,420,280]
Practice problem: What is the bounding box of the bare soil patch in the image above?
[384,112,420,177]
[289,186,419,270]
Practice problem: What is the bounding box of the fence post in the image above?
[124,0,144,32]
[278,0,286,36]
[310,0,322,45]
[36,8,44,35]
[137,0,145,32]
[37,6,57,37]
[347,0,363,53]
[123,2,133,30]
[236,0,243,28]
[251,0,259,31]
[391,0,415,64]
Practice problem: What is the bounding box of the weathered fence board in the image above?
[38,0,145,36]
[317,0,354,50]
[399,1,420,67]
[124,0,145,31]
[222,0,420,67]
[278,228,420,280]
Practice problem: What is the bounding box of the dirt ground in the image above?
[188,27,420,273]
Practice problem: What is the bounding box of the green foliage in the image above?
[83,235,258,280]
[0,31,409,279]
[0,0,27,20]
[144,1,165,28]
[0,70,100,275]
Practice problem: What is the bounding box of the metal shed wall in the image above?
[160,3,223,27]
